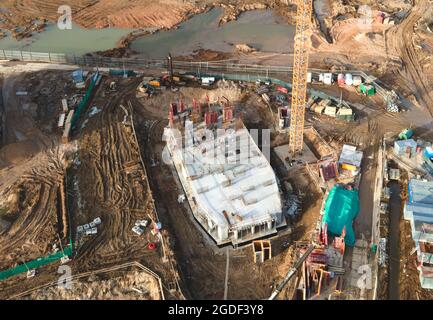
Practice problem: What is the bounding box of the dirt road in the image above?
[386,0,433,117]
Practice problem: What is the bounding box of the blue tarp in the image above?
[322,185,360,247]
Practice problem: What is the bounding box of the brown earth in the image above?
[0,0,294,39]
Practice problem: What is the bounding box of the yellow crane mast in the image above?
[289,0,313,155]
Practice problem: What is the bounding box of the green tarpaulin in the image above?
[322,185,360,247]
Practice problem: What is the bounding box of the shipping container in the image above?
[360,83,375,96]
[345,74,353,86]
[337,74,345,87]
[57,113,66,128]
[324,106,337,117]
[353,76,363,86]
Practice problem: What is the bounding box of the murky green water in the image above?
[0,23,134,55]
[131,8,295,58]
[0,8,294,58]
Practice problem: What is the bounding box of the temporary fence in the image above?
[0,240,73,281]
[71,71,101,129]
[0,49,391,100]
[0,172,74,282]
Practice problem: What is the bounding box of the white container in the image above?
[323,73,333,85]
[93,217,102,225]
[86,227,97,235]
[132,225,144,235]
[324,106,337,117]
[345,74,353,86]
[307,72,312,83]
[61,98,68,112]
[58,113,66,128]
[353,76,362,86]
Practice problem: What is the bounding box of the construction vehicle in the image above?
[289,0,313,155]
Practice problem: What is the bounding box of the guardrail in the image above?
[0,49,392,102]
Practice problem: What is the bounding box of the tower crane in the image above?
[289,0,313,155]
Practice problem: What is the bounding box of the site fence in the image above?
[0,241,73,281]
[0,49,390,99]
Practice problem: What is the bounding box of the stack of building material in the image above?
[324,106,337,118]
[386,100,399,113]
[336,107,354,121]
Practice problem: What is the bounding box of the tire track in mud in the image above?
[386,0,433,116]
[70,82,181,298]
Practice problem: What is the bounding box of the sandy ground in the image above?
[0,0,292,38]
[21,270,161,300]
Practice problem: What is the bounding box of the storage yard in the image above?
[0,0,433,301]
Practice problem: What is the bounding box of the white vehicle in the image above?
[132,225,144,236]
[201,77,215,86]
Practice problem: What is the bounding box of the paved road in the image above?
[355,145,376,240]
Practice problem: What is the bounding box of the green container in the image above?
[398,128,414,140]
[360,83,375,96]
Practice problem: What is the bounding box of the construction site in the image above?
[0,0,433,301]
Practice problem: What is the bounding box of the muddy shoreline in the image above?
[1,1,295,58]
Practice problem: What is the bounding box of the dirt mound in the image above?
[22,270,161,300]
[0,141,40,167]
